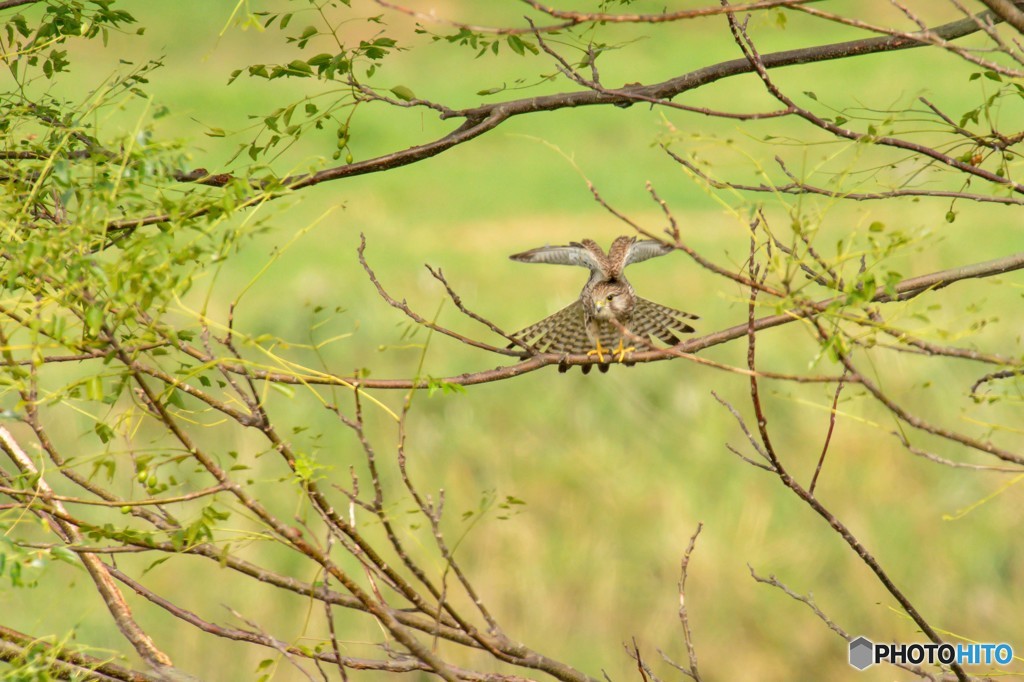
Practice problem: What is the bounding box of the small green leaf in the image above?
[49,547,79,565]
[86,375,104,401]
[166,388,185,408]
[959,108,980,128]
[269,383,295,398]
[506,35,537,55]
[85,306,103,337]
[868,221,884,232]
[94,422,114,444]
[307,53,332,67]
[390,85,415,101]
[285,59,313,76]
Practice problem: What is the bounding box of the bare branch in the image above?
[748,567,942,680]
[676,523,705,681]
[808,373,847,494]
[732,226,969,681]
[726,9,1024,196]
[359,234,520,356]
[670,149,1024,206]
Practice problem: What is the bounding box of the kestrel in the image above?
[509,236,698,373]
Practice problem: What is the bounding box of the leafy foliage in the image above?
[1,2,1024,681]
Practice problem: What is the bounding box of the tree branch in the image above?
[106,6,1011,236]
[980,0,1024,34]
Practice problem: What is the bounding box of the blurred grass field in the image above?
[3,1,1024,680]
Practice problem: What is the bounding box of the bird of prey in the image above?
[508,236,697,373]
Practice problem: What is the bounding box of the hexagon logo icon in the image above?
[849,636,874,670]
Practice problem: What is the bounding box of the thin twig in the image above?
[677,523,704,681]
[808,373,847,494]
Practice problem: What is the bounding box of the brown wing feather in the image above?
[629,297,698,345]
[605,236,634,278]
[510,301,593,355]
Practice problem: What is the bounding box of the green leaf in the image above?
[166,388,185,408]
[86,376,103,401]
[390,85,415,101]
[94,422,114,444]
[49,546,79,565]
[507,35,525,55]
[959,108,980,128]
[426,377,467,396]
[85,305,103,337]
[285,59,313,76]
[269,382,295,398]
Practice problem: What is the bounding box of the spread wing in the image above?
[604,236,673,278]
[509,237,672,279]
[510,297,697,356]
[509,300,593,355]
[623,239,673,268]
[508,241,605,274]
[629,297,698,345]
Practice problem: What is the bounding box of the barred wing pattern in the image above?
[617,239,673,272]
[631,297,698,345]
[510,301,591,355]
[511,297,697,356]
[508,242,603,271]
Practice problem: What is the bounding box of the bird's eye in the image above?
[606,294,614,301]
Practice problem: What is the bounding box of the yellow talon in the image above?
[586,339,608,363]
[613,339,635,363]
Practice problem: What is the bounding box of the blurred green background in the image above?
[3,1,1023,680]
